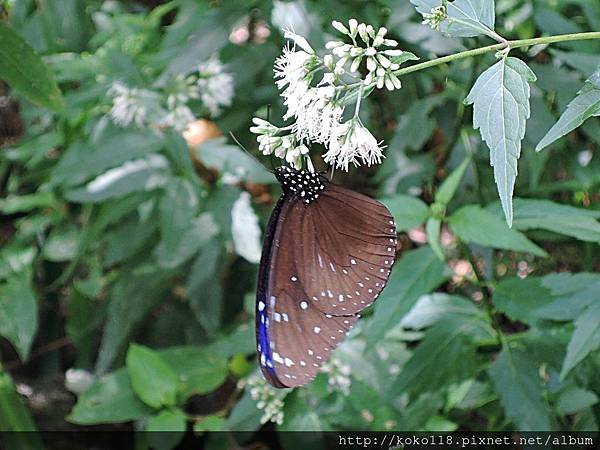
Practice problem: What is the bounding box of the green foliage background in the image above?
[0,0,599,448]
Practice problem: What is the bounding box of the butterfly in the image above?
[256,166,397,388]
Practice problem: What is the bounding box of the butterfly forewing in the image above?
[256,167,396,388]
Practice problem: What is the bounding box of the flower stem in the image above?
[393,32,600,78]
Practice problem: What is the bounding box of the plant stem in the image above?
[393,32,600,78]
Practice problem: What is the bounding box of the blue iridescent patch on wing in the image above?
[257,293,275,373]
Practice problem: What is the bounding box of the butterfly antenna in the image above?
[329,164,335,181]
[229,132,274,173]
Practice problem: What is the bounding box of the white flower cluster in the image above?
[108,56,233,130]
[327,19,403,90]
[251,21,402,172]
[197,57,235,116]
[421,5,448,31]
[321,355,352,396]
[245,372,288,425]
[109,82,163,128]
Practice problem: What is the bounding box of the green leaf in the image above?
[154,178,218,268]
[380,195,430,232]
[465,57,536,226]
[557,387,599,415]
[537,68,600,151]
[0,191,56,214]
[560,302,600,380]
[390,315,492,396]
[489,345,553,431]
[68,369,152,424]
[231,192,262,264]
[156,9,232,85]
[224,390,262,431]
[193,138,273,184]
[41,225,79,262]
[280,390,323,433]
[95,269,171,374]
[193,415,225,432]
[0,273,38,360]
[158,346,227,398]
[411,0,496,38]
[163,128,197,180]
[537,273,600,321]
[65,154,170,203]
[0,21,64,111]
[126,344,179,409]
[487,198,600,243]
[186,241,224,335]
[435,157,471,205]
[448,205,547,257]
[146,409,187,450]
[0,367,44,450]
[400,293,480,330]
[51,127,165,188]
[492,277,553,325]
[368,247,449,347]
[425,217,444,261]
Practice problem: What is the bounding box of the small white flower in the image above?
[161,103,195,131]
[322,356,352,396]
[197,56,235,116]
[283,29,314,54]
[65,368,94,394]
[327,21,403,90]
[324,121,385,171]
[246,372,288,425]
[422,5,448,31]
[108,82,164,128]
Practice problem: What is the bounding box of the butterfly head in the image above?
[275,166,326,204]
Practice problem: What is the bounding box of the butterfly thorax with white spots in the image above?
[274,166,326,204]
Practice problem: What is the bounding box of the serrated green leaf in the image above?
[0,273,38,360]
[487,198,600,243]
[537,68,600,151]
[368,247,449,347]
[0,21,64,111]
[380,195,430,232]
[390,315,492,396]
[448,205,547,257]
[560,302,600,380]
[411,0,496,38]
[68,369,152,424]
[465,57,536,226]
[489,346,553,431]
[536,273,600,321]
[492,277,553,324]
[126,344,178,409]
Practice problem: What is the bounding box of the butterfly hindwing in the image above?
[256,168,396,388]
